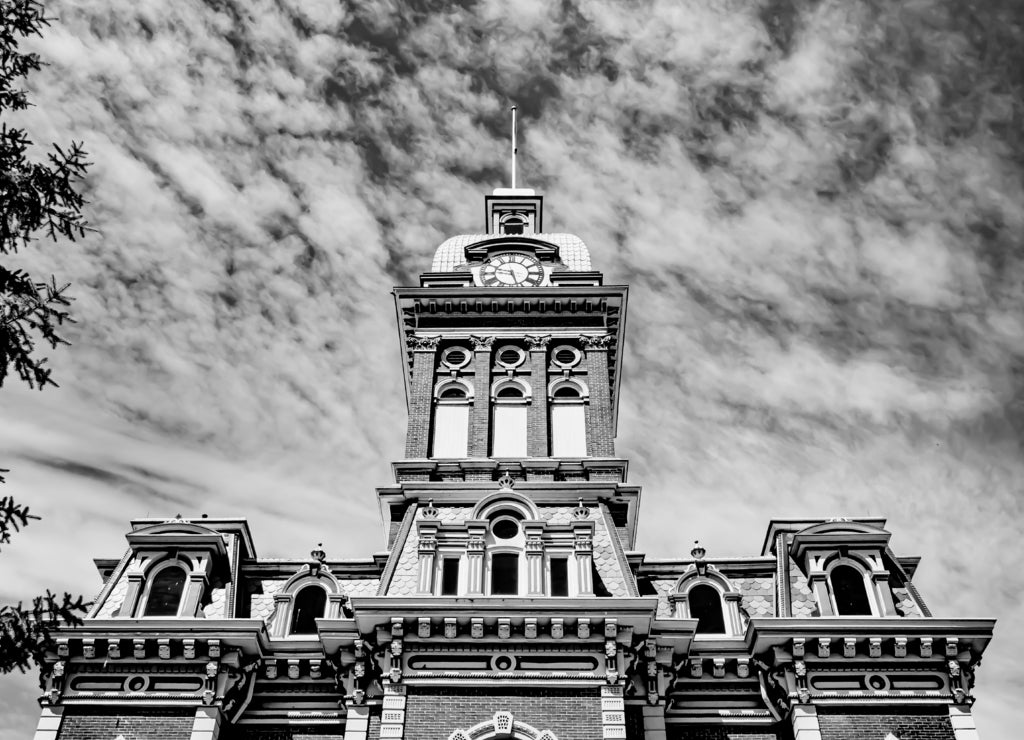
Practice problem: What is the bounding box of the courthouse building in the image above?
[33,188,994,740]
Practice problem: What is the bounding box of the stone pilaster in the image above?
[601,685,627,739]
[405,335,440,458]
[949,706,980,740]
[182,572,208,617]
[641,704,666,740]
[525,334,550,456]
[574,535,594,596]
[416,523,438,595]
[469,335,494,457]
[790,705,822,740]
[465,525,486,595]
[380,683,407,739]
[344,704,371,740]
[579,335,614,457]
[525,530,545,595]
[189,706,223,740]
[32,706,63,740]
[121,563,145,617]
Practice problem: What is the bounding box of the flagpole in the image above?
[511,105,518,189]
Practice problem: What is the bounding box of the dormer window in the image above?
[830,564,873,616]
[688,584,726,634]
[290,585,328,635]
[142,564,187,617]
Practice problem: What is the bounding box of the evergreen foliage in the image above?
[0,0,90,676]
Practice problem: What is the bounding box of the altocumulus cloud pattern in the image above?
[1,1,1022,738]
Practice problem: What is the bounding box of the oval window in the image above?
[441,346,471,370]
[496,346,525,369]
[552,345,581,368]
[492,518,520,539]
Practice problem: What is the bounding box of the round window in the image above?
[495,345,525,369]
[551,345,581,369]
[492,518,520,539]
[441,346,471,370]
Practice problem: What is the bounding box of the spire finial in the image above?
[510,105,518,189]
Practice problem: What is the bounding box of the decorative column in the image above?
[469,335,494,458]
[572,500,595,596]
[271,593,292,638]
[380,681,407,739]
[524,522,545,595]
[416,520,438,595]
[121,560,146,617]
[790,706,822,740]
[579,334,614,457]
[182,571,210,617]
[525,334,550,457]
[405,335,440,458]
[465,522,486,595]
[806,553,832,616]
[724,592,744,634]
[869,558,898,615]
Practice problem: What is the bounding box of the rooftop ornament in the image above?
[497,472,515,490]
[573,498,589,520]
[691,540,708,576]
[309,542,326,576]
[422,499,439,519]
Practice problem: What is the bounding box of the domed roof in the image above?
[431,233,592,273]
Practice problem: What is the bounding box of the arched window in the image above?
[433,380,471,458]
[549,381,587,457]
[492,380,529,457]
[143,565,187,617]
[290,585,327,635]
[689,584,726,634]
[830,565,872,616]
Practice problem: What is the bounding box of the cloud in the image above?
[2,0,1023,736]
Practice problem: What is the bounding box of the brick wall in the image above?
[527,344,549,456]
[817,707,955,740]
[404,686,602,740]
[582,344,614,456]
[668,727,787,740]
[406,347,437,457]
[58,707,193,740]
[469,342,491,456]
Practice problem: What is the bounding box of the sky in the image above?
[1,0,1022,736]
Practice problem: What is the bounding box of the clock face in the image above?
[480,253,544,287]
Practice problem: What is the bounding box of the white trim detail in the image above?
[448,711,558,740]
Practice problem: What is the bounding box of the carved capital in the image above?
[578,334,612,350]
[407,334,441,351]
[470,335,495,350]
[524,334,551,350]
